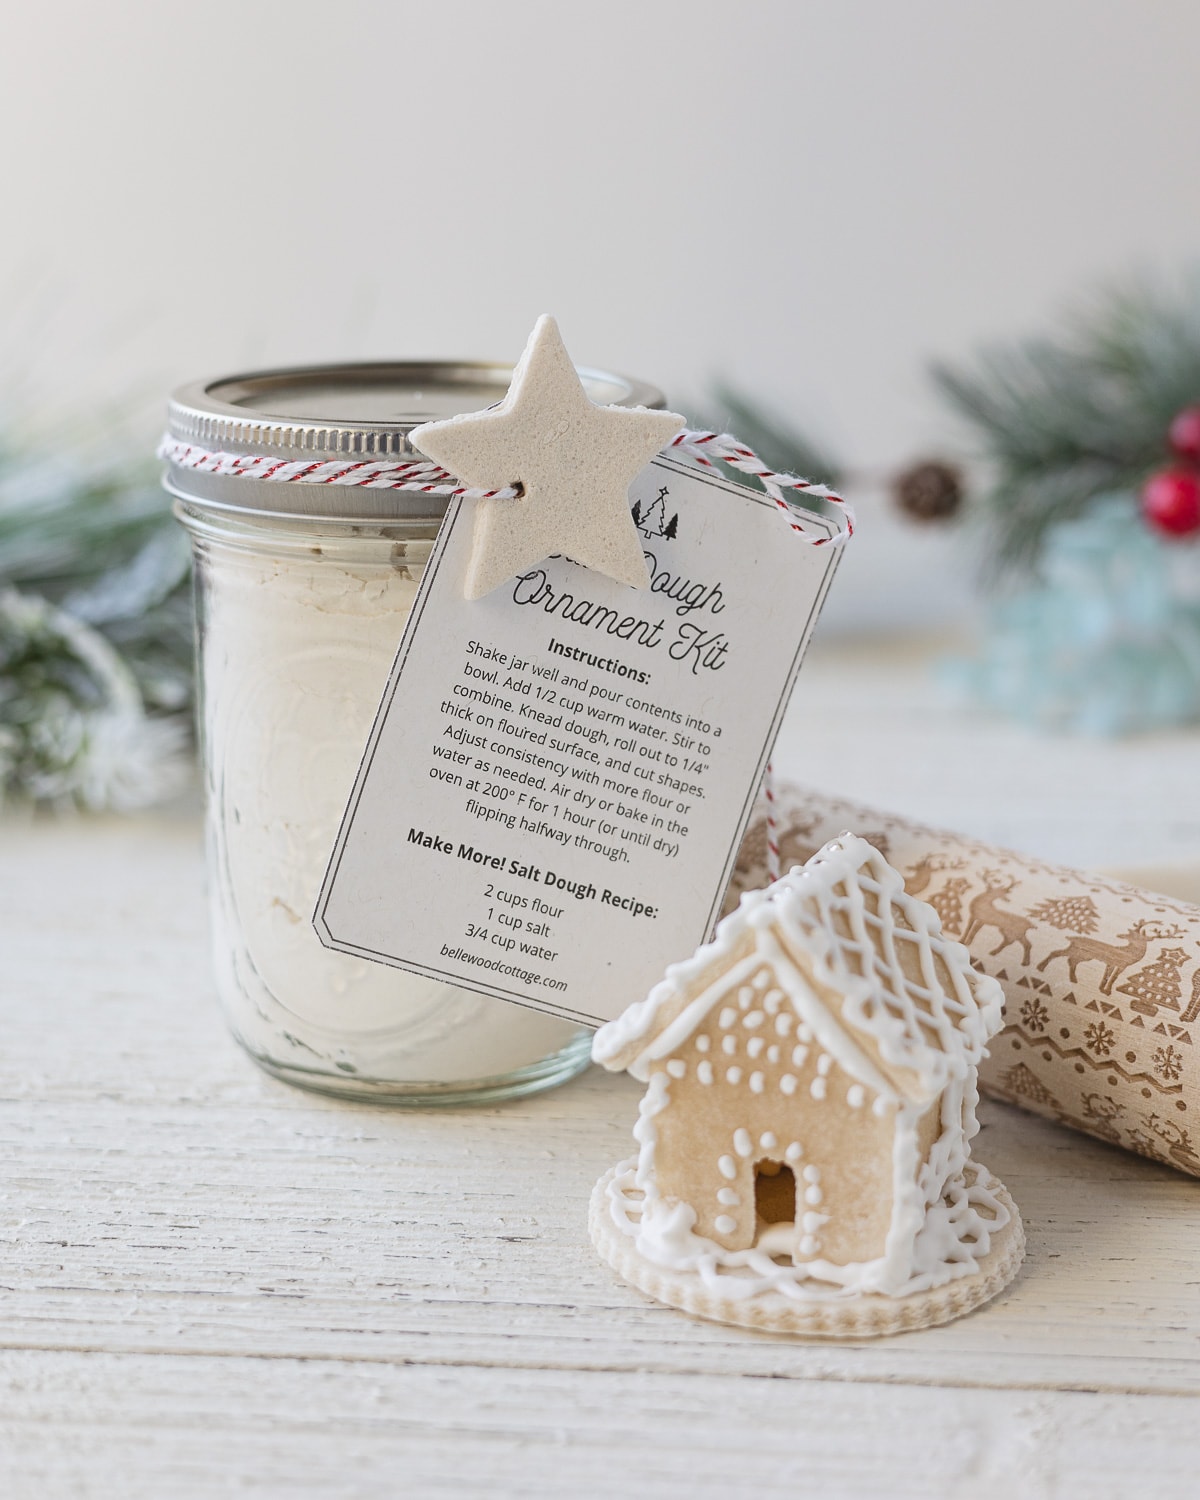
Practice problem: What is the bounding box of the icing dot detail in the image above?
[722,1035,738,1056]
[760,1132,777,1150]
[714,1214,737,1235]
[749,1071,765,1093]
[734,1129,753,1157]
[697,1060,714,1086]
[718,1008,737,1030]
[726,1066,743,1085]
[717,1188,740,1206]
[591,830,1017,1308]
[666,1059,686,1079]
[718,1155,737,1180]
[802,1165,820,1184]
[695,1035,711,1053]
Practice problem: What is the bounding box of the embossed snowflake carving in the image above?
[1083,1021,1116,1056]
[1020,997,1050,1033]
[1153,1044,1184,1082]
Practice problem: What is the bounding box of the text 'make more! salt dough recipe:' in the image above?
[315,456,842,1028]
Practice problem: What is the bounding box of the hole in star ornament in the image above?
[410,315,684,600]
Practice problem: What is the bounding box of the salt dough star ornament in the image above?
[411,315,684,600]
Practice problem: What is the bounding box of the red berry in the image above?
[1168,403,1200,464]
[1141,467,1200,537]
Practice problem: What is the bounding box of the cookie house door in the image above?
[753,1158,797,1257]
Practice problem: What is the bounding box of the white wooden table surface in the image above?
[3,634,1199,1498]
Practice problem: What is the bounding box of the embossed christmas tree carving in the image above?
[1029,894,1100,935]
[997,1062,1057,1109]
[929,877,969,935]
[1117,947,1190,1017]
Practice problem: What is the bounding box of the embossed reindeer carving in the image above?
[904,853,966,899]
[1037,919,1185,997]
[960,870,1036,964]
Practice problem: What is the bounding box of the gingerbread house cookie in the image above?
[590,833,1024,1336]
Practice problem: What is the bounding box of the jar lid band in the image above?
[164,359,666,521]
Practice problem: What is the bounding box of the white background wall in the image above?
[2,0,1199,628]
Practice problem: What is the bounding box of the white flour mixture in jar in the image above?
[165,361,668,1101]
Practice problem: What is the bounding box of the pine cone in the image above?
[891,460,964,522]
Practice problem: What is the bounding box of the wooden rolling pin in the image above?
[729,783,1200,1177]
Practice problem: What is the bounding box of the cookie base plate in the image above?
[589,1161,1025,1338]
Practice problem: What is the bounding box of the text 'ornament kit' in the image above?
[316,316,845,1029]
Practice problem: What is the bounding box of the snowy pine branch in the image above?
[933,270,1200,574]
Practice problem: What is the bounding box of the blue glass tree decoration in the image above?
[944,497,1200,735]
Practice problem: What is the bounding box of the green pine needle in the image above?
[706,385,844,489]
[933,269,1200,575]
[691,384,844,525]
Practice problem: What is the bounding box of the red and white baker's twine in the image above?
[157,428,854,544]
[763,761,781,883]
[159,427,855,883]
[662,431,854,548]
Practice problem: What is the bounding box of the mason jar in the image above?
[164,361,667,1103]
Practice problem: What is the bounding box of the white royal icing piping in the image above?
[608,1063,1008,1300]
[594,835,1001,1090]
[595,834,1009,1300]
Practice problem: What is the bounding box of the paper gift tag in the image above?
[314,453,841,1026]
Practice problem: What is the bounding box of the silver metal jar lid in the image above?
[164,359,667,522]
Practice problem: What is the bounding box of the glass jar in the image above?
[165,361,666,1103]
